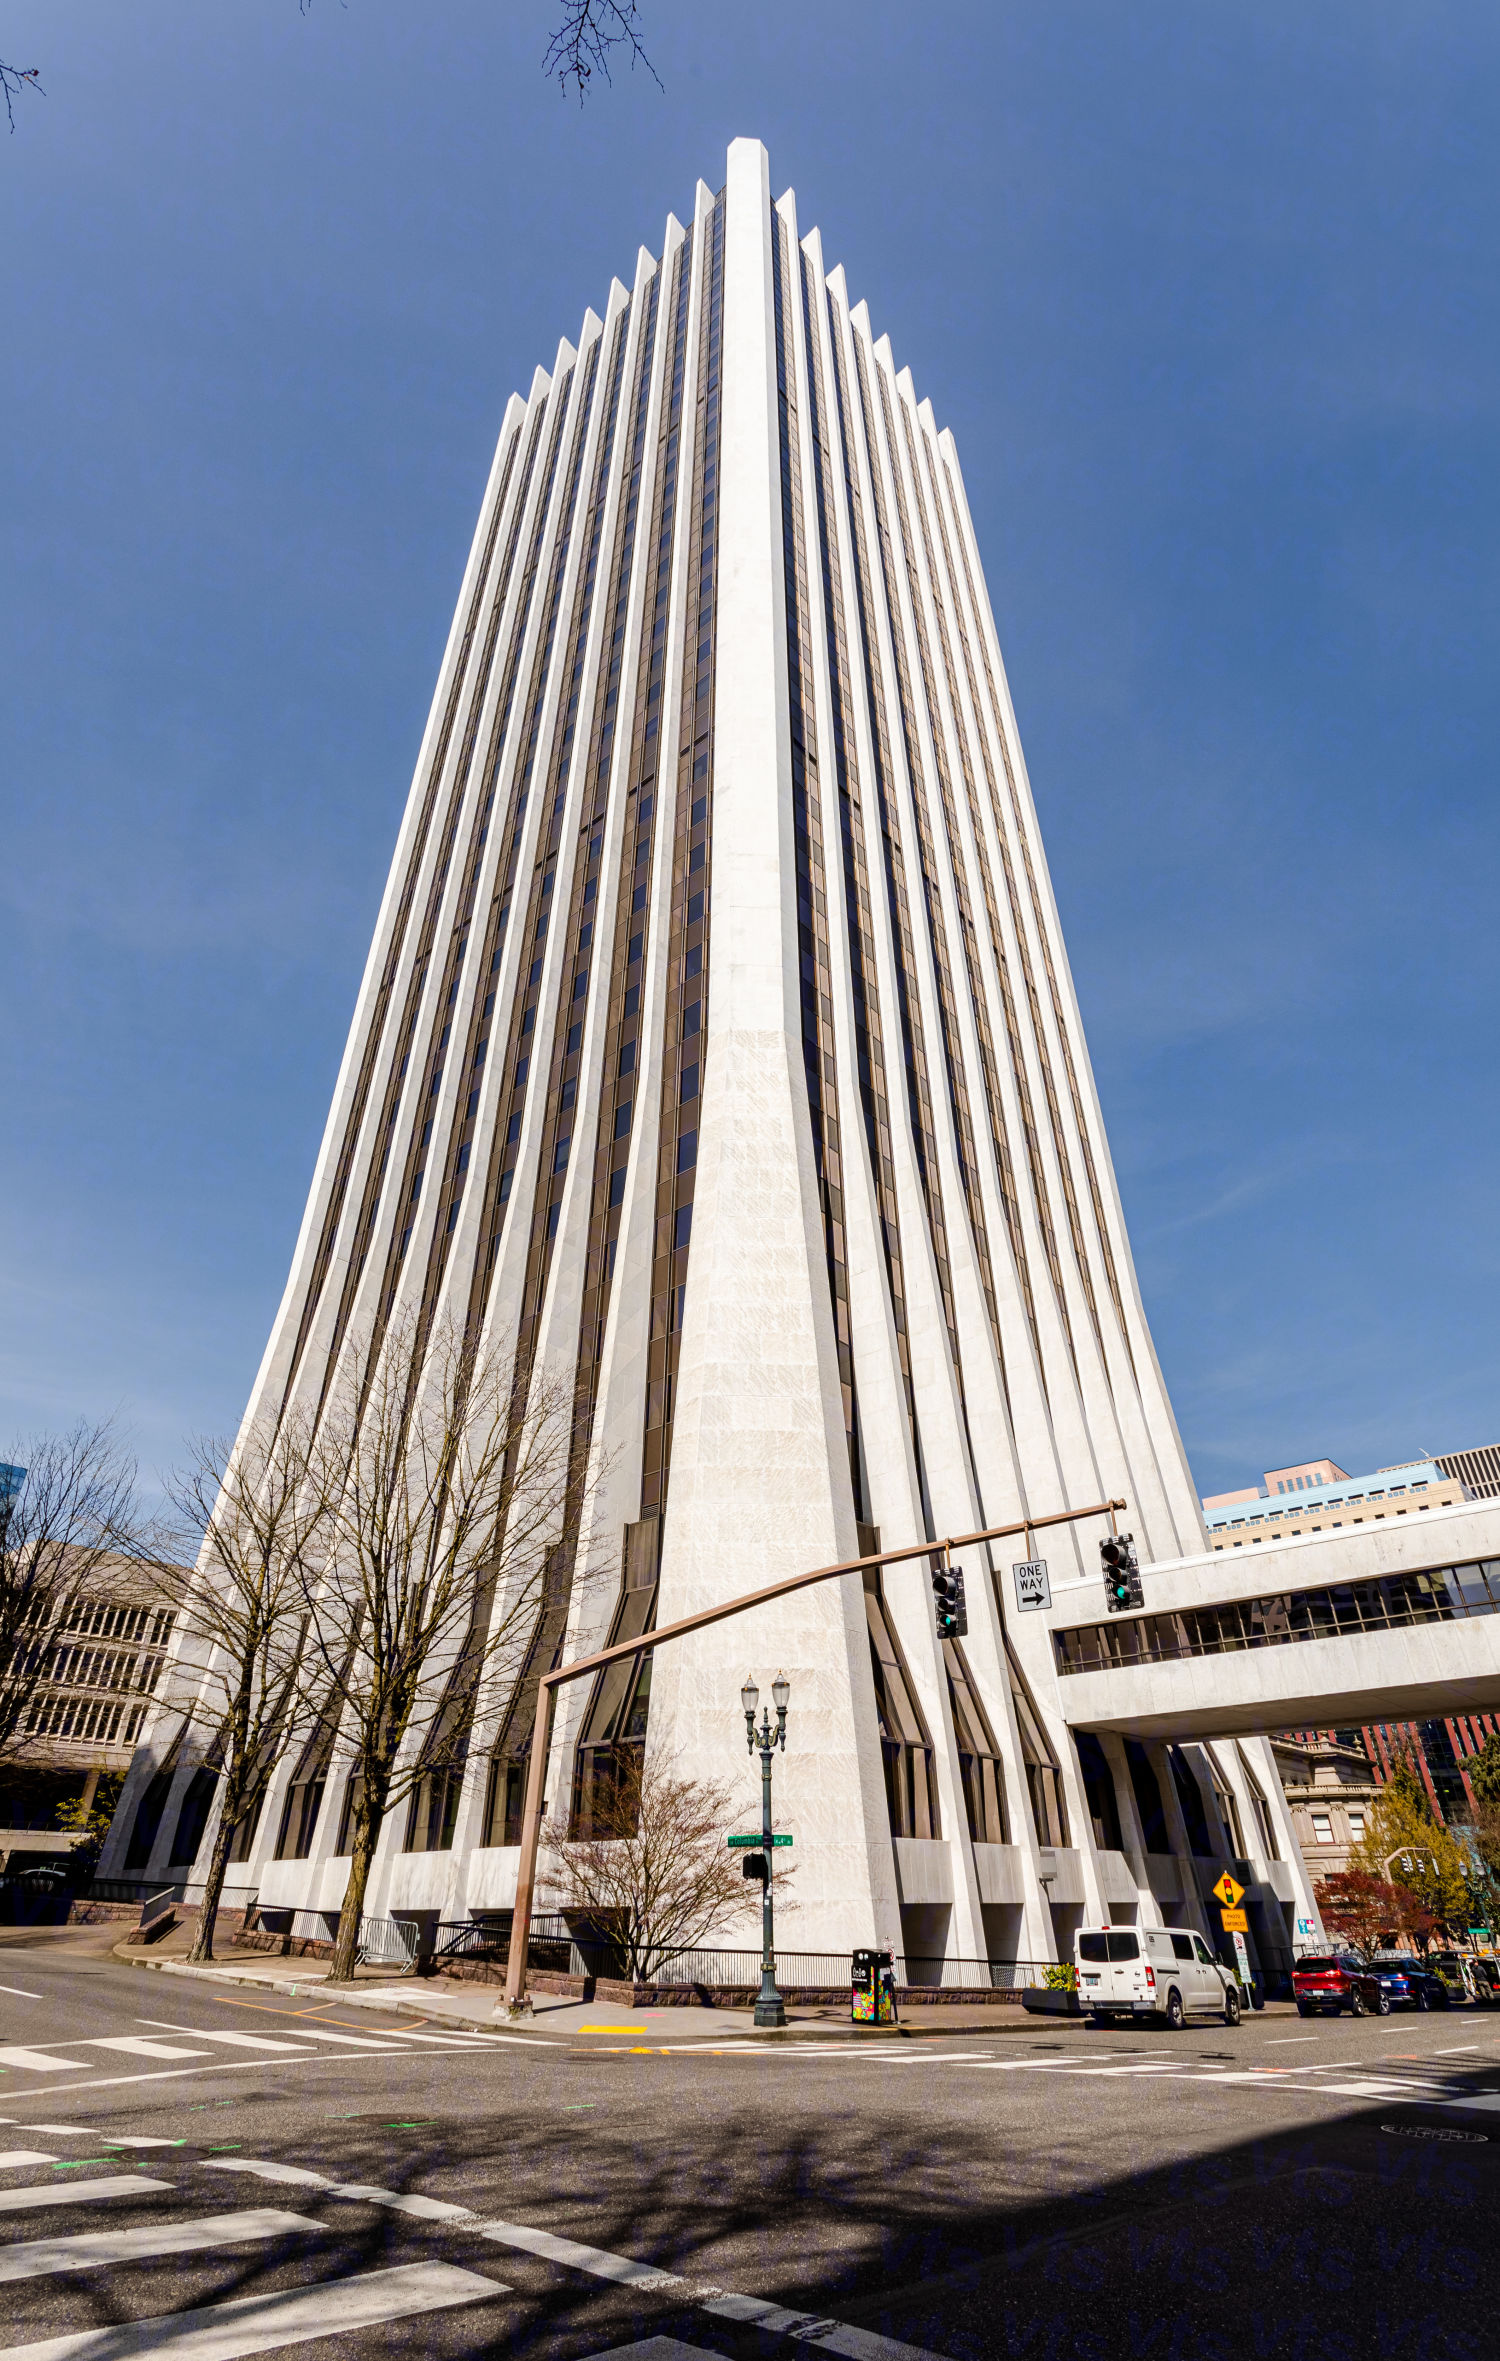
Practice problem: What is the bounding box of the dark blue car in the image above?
[1366,1952,1450,2010]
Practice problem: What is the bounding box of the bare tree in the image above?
[0,1424,146,1772]
[542,1756,785,1983]
[154,1411,328,1962]
[1,57,42,132]
[298,1313,593,1983]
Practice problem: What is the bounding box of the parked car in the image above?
[1075,1926,1242,2028]
[1365,1952,1451,2010]
[1292,1953,1391,2017]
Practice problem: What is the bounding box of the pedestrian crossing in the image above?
[0,2140,944,2361]
[1,2261,504,2361]
[0,2017,510,2099]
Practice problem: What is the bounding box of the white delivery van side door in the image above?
[1191,1932,1225,2007]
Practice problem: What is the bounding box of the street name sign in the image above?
[1212,1871,1245,1909]
[1013,1559,1051,1612]
[727,1834,793,1848]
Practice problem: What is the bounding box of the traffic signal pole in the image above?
[497,1495,1127,2015]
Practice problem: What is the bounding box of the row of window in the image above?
[1055,1557,1500,1675]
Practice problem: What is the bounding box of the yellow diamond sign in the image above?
[1213,1872,1245,1909]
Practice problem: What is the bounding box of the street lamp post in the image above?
[742,1672,790,2030]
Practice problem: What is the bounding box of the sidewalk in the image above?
[112,1940,1074,2036]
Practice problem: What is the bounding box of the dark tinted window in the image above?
[1107,1932,1139,1962]
[1078,1935,1109,1963]
[1171,1935,1194,1961]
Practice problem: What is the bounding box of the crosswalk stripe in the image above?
[0,2180,173,2215]
[0,2053,78,2076]
[0,2157,60,2172]
[0,2208,323,2282]
[134,2032,316,2056]
[377,2032,493,2048]
[83,2045,211,2063]
[475,2216,681,2288]
[259,2030,397,2052]
[0,2258,506,2361]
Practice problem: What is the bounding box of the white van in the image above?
[1075,1925,1242,2028]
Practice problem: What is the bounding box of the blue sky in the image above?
[3,0,1496,1503]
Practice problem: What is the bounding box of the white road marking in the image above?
[83,2043,212,2063]
[0,2052,81,2077]
[374,2032,495,2049]
[135,2027,317,2055]
[199,2162,327,2189]
[1266,2037,1320,2045]
[261,2029,399,2052]
[0,2037,485,2102]
[0,2156,61,2171]
[203,2163,475,2226]
[0,1989,42,2003]
[1434,2045,1483,2055]
[0,2258,505,2361]
[0,2207,323,2282]
[0,2178,173,2214]
[198,2159,944,2361]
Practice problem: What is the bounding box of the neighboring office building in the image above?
[0,1558,176,1870]
[1203,1460,1468,1551]
[102,139,1312,1989]
[1205,1450,1500,1874]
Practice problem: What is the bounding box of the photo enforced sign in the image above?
[1013,1558,1051,1611]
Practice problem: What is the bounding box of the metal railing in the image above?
[425,1922,1059,1991]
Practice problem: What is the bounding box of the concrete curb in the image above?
[115,1949,453,2024]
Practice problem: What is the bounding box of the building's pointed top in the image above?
[528,362,552,401]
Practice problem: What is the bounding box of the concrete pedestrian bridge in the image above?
[1048,1494,1500,1741]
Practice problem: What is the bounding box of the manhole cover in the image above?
[1380,2123,1487,2145]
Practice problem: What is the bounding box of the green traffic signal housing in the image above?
[932,1560,968,1639]
[1100,1531,1143,1613]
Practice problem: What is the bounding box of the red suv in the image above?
[1292,1953,1390,2017]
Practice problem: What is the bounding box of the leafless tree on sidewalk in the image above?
[156,1410,329,1961]
[298,1312,596,1983]
[543,1756,788,1984]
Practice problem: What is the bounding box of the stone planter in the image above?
[1021,1986,1082,2016]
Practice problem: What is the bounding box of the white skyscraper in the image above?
[108,140,1301,1981]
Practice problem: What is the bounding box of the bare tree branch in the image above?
[543,0,661,100]
[294,1311,600,1982]
[0,1424,148,1771]
[542,1755,790,1982]
[153,1411,329,1961]
[0,58,42,133]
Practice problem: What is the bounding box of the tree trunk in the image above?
[327,1798,381,1983]
[186,1800,235,1965]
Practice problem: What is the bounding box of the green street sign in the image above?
[727,1833,793,1848]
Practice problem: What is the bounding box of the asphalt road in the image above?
[0,1931,1497,2361]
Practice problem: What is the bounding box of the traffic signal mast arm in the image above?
[501,1495,1128,2010]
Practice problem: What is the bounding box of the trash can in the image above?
[852,1946,897,2024]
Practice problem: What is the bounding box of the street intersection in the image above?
[0,1933,1496,2361]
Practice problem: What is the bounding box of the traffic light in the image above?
[1100,1532,1143,1613]
[932,1561,968,1639]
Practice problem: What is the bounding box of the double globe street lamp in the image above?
[741,1671,791,2030]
